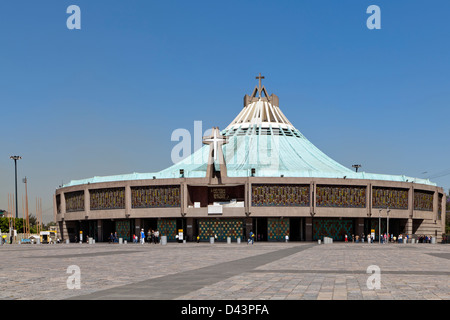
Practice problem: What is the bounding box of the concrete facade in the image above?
[55,176,446,242]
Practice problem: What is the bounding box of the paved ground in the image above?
[0,241,449,300]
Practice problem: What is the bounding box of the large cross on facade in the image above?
[203,127,228,183]
[203,127,227,162]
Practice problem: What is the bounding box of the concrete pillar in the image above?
[355,218,364,238]
[53,194,58,227]
[312,182,316,215]
[58,220,69,242]
[182,183,188,215]
[61,192,66,215]
[97,219,103,242]
[135,218,142,239]
[246,180,251,216]
[84,188,90,218]
[405,218,413,237]
[305,217,313,241]
[433,190,438,224]
[245,217,253,239]
[186,217,194,241]
[125,185,131,217]
[409,185,414,218]
[245,181,249,215]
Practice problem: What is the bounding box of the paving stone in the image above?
[0,242,449,300]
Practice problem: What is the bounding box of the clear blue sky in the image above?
[1,0,450,223]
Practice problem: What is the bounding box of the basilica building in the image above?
[55,76,446,243]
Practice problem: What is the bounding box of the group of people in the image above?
[108,232,119,243]
[108,229,161,244]
[345,233,430,243]
[133,228,160,244]
[417,235,433,243]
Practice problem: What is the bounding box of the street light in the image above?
[386,207,390,243]
[9,156,22,219]
[379,209,382,243]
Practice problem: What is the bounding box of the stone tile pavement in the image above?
[0,241,448,300]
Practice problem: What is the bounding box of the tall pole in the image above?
[23,177,30,238]
[379,209,381,244]
[10,156,21,219]
[15,159,18,219]
[39,198,42,233]
[387,207,390,244]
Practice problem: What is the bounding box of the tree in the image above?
[0,217,24,233]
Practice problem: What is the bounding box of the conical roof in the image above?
[220,82,355,178]
[63,77,435,187]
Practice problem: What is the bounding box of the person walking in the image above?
[140,229,145,244]
[154,229,159,244]
[147,229,153,243]
[248,231,255,245]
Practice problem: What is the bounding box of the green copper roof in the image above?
[63,123,435,187]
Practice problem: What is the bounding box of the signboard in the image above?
[178,229,183,241]
[210,188,229,201]
[371,229,375,239]
[208,204,223,214]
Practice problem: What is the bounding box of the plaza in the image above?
[0,241,448,300]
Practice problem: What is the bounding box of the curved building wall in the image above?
[54,177,446,242]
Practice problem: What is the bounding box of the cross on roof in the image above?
[256,73,265,97]
[203,128,227,161]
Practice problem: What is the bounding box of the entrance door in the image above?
[254,218,268,241]
[102,219,114,242]
[290,217,302,241]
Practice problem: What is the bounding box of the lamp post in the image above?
[10,156,22,219]
[352,164,361,172]
[379,209,382,244]
[386,207,390,243]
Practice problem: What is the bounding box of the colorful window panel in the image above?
[267,218,289,241]
[414,190,433,212]
[157,219,177,241]
[131,185,180,208]
[65,191,84,212]
[90,188,125,210]
[251,184,309,207]
[115,220,130,241]
[313,218,353,241]
[198,219,243,241]
[372,187,408,210]
[316,185,366,208]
